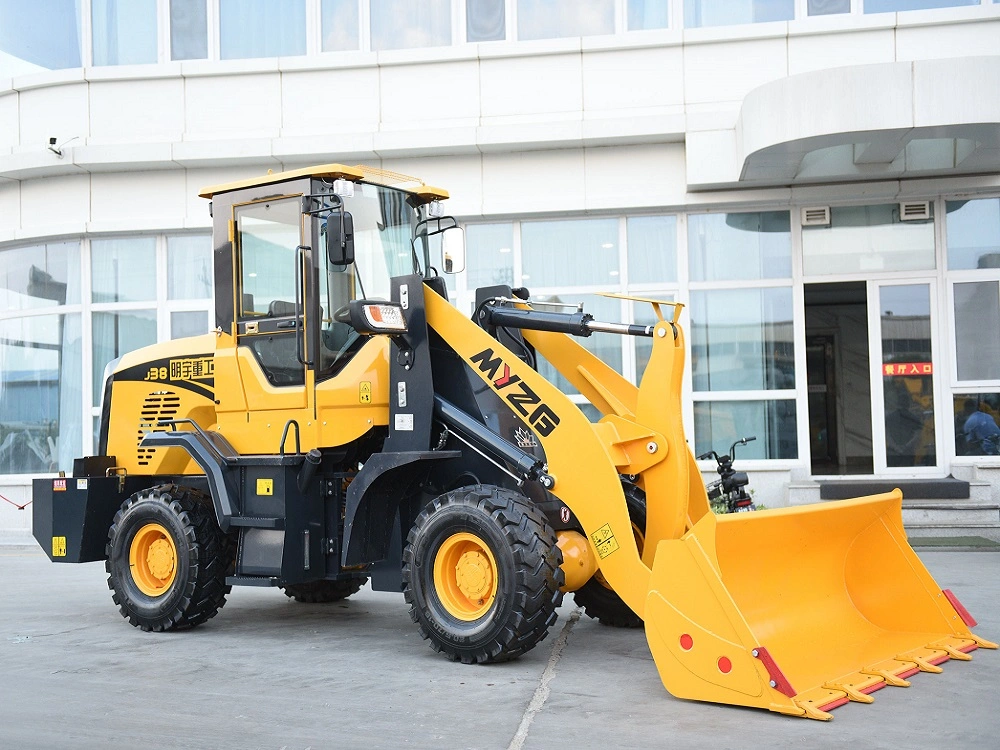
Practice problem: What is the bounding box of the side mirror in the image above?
[441,225,466,274]
[326,211,355,266]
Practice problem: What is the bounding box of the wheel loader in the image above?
[33,164,995,720]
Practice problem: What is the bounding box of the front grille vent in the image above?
[137,391,181,466]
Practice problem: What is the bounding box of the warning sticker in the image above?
[53,479,67,492]
[591,524,620,559]
[256,478,273,496]
[76,479,88,490]
[52,537,67,557]
[359,381,372,404]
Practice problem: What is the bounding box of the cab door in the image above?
[233,196,312,451]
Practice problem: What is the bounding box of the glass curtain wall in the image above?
[0,241,83,474]
[688,211,796,460]
[947,197,1000,457]
[0,235,212,476]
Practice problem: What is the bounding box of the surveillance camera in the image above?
[49,137,57,146]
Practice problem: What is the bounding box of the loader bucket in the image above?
[644,490,997,720]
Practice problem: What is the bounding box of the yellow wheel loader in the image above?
[33,164,994,720]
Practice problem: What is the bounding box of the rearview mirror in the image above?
[441,225,465,274]
[326,211,355,266]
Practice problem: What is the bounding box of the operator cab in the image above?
[198,164,464,455]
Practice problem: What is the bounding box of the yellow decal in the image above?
[256,478,273,496]
[591,524,620,559]
[52,537,67,557]
[359,381,372,404]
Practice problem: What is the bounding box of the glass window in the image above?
[954,394,1000,457]
[237,199,302,316]
[880,284,936,468]
[807,0,850,14]
[168,235,213,300]
[690,288,795,392]
[517,0,614,40]
[171,310,209,339]
[0,241,81,311]
[865,0,978,13]
[802,204,936,276]
[534,293,623,395]
[628,0,669,29]
[694,400,797,460]
[689,212,791,282]
[954,281,1000,382]
[92,310,157,405]
[521,218,619,288]
[92,0,157,66]
[466,223,515,289]
[170,0,208,60]
[91,238,156,303]
[684,0,794,28]
[371,0,451,51]
[0,314,81,474]
[220,0,306,59]
[946,198,1000,271]
[0,0,81,74]
[467,0,505,42]
[321,0,359,52]
[627,215,676,285]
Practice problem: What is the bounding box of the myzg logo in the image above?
[470,349,560,437]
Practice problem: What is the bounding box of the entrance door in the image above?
[804,282,873,475]
[871,281,941,473]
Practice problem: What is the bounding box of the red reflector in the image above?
[943,588,978,627]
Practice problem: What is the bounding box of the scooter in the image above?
[697,436,757,513]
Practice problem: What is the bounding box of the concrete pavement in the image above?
[1,545,997,750]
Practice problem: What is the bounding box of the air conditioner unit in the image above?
[900,202,931,221]
[801,207,831,226]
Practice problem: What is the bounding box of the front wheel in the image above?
[402,485,564,664]
[106,484,233,632]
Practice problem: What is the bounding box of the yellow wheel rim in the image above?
[433,532,499,621]
[595,520,644,590]
[129,523,178,597]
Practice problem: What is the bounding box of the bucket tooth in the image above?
[860,661,912,688]
[791,688,842,720]
[929,639,974,662]
[898,652,944,674]
[972,634,998,649]
[822,673,883,704]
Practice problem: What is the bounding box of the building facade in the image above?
[2,0,1000,536]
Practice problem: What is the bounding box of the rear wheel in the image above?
[106,484,234,632]
[402,485,564,664]
[281,577,368,603]
[573,483,647,628]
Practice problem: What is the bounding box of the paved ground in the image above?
[1,545,997,750]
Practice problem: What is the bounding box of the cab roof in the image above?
[198,163,450,204]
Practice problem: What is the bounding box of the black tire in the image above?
[402,485,564,664]
[106,484,234,632]
[281,577,368,603]
[573,482,647,628]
